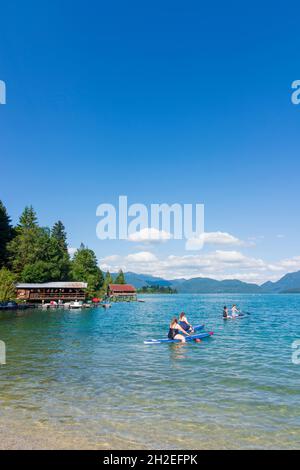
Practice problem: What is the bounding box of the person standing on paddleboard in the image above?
[168,318,190,343]
[179,312,194,333]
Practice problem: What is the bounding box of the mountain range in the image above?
[121,270,300,294]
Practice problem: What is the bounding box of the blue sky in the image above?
[1,1,300,283]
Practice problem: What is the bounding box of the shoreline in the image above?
[0,419,96,450]
[0,412,298,450]
[0,415,147,450]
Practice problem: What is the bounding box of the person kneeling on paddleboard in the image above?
[168,318,190,343]
[179,312,194,333]
[231,304,241,318]
[223,306,231,319]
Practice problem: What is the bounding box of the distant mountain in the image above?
[261,270,300,293]
[118,270,300,294]
[121,272,263,293]
[121,272,173,289]
[260,281,274,291]
[171,277,263,294]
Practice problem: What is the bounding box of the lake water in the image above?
[0,294,299,449]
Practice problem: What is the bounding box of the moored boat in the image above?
[69,301,83,309]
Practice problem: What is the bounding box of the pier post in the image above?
[0,340,6,365]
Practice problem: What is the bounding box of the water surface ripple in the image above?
[0,294,299,449]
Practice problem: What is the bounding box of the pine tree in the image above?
[18,205,38,229]
[105,271,113,285]
[51,221,68,251]
[8,208,70,281]
[71,244,104,298]
[102,271,113,296]
[18,229,70,282]
[51,221,70,280]
[0,200,14,268]
[8,206,40,276]
[114,269,126,284]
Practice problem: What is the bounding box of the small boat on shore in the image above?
[42,301,60,309]
[69,301,83,310]
[0,301,35,311]
[0,302,17,311]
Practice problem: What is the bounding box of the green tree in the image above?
[114,269,126,284]
[71,244,104,298]
[18,205,38,229]
[50,221,70,280]
[49,237,70,281]
[8,208,70,282]
[102,271,114,296]
[8,206,41,276]
[51,221,68,251]
[0,201,14,268]
[21,260,52,283]
[0,268,16,302]
[105,271,113,285]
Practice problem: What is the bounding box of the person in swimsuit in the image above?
[223,306,230,319]
[168,318,190,343]
[231,304,240,318]
[179,312,194,332]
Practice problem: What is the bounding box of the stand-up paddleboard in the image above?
[190,324,205,332]
[223,314,245,321]
[144,331,214,345]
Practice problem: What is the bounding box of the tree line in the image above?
[0,201,126,301]
[138,285,177,294]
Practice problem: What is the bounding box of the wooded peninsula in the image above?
[0,201,125,301]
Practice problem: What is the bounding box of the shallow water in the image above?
[0,294,299,449]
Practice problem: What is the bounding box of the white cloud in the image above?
[102,255,121,262]
[98,249,300,285]
[99,254,123,272]
[98,249,269,283]
[128,227,172,243]
[275,256,300,270]
[186,231,245,250]
[202,232,243,245]
[127,229,254,252]
[126,251,158,263]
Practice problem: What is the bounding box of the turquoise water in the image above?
[0,294,299,449]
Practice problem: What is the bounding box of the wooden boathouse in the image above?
[107,284,137,302]
[16,282,88,303]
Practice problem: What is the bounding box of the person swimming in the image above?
[179,312,194,332]
[168,318,190,343]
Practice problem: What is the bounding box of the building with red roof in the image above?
[107,284,137,302]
